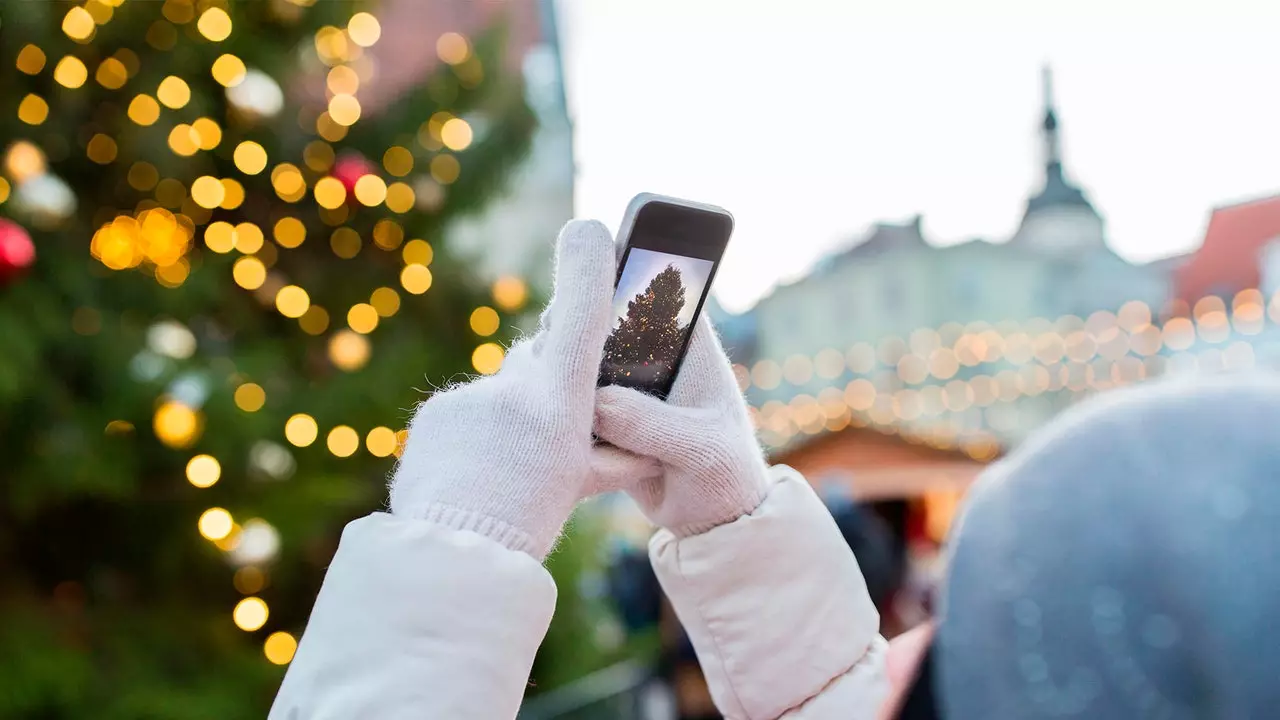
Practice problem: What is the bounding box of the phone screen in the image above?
[598,199,732,398]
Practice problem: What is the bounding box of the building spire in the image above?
[1041,65,1062,173]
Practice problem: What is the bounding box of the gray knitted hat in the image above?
[937,375,1280,719]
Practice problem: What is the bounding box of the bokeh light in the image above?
[234,382,266,412]
[199,508,234,541]
[472,343,504,375]
[197,8,233,42]
[436,32,470,64]
[326,425,359,457]
[275,286,310,318]
[154,400,201,449]
[347,12,382,47]
[491,276,527,311]
[264,632,297,665]
[402,239,433,266]
[54,56,89,89]
[328,330,370,371]
[346,303,379,334]
[273,217,306,249]
[284,414,319,447]
[469,307,500,336]
[186,455,221,488]
[370,287,400,317]
[234,141,267,175]
[365,426,397,457]
[400,264,432,295]
[233,597,269,632]
[212,54,246,86]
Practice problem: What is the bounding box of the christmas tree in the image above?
[0,1,543,716]
[601,264,689,388]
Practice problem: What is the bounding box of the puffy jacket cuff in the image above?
[398,502,540,558]
[271,513,556,720]
[650,466,885,719]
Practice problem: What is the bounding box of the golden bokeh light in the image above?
[275,286,310,318]
[347,303,379,334]
[326,65,360,95]
[271,163,306,202]
[372,220,404,250]
[491,276,527,311]
[197,7,233,42]
[199,508,234,541]
[156,260,191,289]
[234,222,264,253]
[329,227,361,259]
[429,154,460,184]
[128,94,161,126]
[385,182,415,213]
[0,178,9,205]
[327,425,359,457]
[400,264,432,295]
[95,57,128,89]
[204,221,235,253]
[472,343,504,375]
[63,6,97,41]
[212,54,247,86]
[16,45,47,75]
[54,56,89,89]
[383,146,414,177]
[264,632,298,665]
[401,238,433,265]
[313,176,346,209]
[192,117,222,150]
[157,75,191,108]
[354,174,387,206]
[18,94,50,125]
[186,454,222,489]
[147,19,178,50]
[347,12,382,47]
[440,118,473,151]
[190,175,226,209]
[328,329,370,371]
[366,426,397,457]
[232,256,267,290]
[327,94,361,126]
[234,566,265,595]
[6,140,47,182]
[303,140,335,172]
[86,134,118,164]
[370,287,400,317]
[315,111,349,142]
[469,306,500,337]
[234,382,266,412]
[168,123,201,157]
[436,32,470,64]
[220,178,245,209]
[233,597,269,632]
[273,217,306,248]
[299,306,330,336]
[284,413,319,447]
[154,400,202,449]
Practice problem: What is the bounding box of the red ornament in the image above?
[0,218,35,284]
[332,152,377,197]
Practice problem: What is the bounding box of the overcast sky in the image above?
[560,0,1280,312]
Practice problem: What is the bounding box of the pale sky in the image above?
[559,0,1280,313]
[612,248,715,328]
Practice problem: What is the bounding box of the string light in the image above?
[284,414,319,447]
[313,177,346,209]
[400,264,432,295]
[212,54,247,86]
[491,276,527,311]
[383,146,414,176]
[370,287,400,317]
[63,7,97,41]
[469,307,500,336]
[18,94,50,125]
[472,343,504,375]
[199,508,234,541]
[271,163,306,202]
[54,56,89,89]
[233,566,265,595]
[197,8,233,42]
[232,257,266,290]
[329,227,361,259]
[16,45,47,75]
[186,455,222,488]
[233,382,266,412]
[234,223,264,253]
[347,303,378,334]
[168,124,201,157]
[275,286,310,318]
[192,117,222,150]
[328,330,370,371]
[436,32,470,64]
[220,179,245,210]
[154,400,201,448]
[401,239,433,265]
[327,94,361,126]
[440,119,473,151]
[326,426,359,457]
[299,306,330,336]
[157,76,191,108]
[273,217,306,249]
[86,134,118,164]
[385,182,415,213]
[190,176,225,209]
[347,12,382,47]
[96,57,128,89]
[233,597,269,632]
[429,155,461,184]
[264,632,298,665]
[354,175,387,206]
[366,427,397,457]
[372,220,405,250]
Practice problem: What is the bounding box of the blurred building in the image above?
[367,0,575,289]
[738,68,1170,371]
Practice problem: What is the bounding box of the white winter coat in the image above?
[269,467,887,719]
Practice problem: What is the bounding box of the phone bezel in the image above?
[603,193,734,399]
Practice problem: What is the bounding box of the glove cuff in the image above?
[667,476,771,538]
[398,502,544,559]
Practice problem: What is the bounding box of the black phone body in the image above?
[598,194,733,399]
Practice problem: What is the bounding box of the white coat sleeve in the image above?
[650,466,889,720]
[268,512,556,720]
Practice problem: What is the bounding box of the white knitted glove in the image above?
[390,220,655,559]
[594,318,771,537]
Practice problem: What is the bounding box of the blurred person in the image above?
[270,220,888,719]
[882,376,1280,719]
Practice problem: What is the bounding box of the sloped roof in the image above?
[1175,194,1280,303]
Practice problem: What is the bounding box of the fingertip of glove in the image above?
[559,219,612,249]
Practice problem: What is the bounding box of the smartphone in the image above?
[598,193,733,399]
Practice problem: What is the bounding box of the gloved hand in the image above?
[390,220,656,559]
[593,318,771,537]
